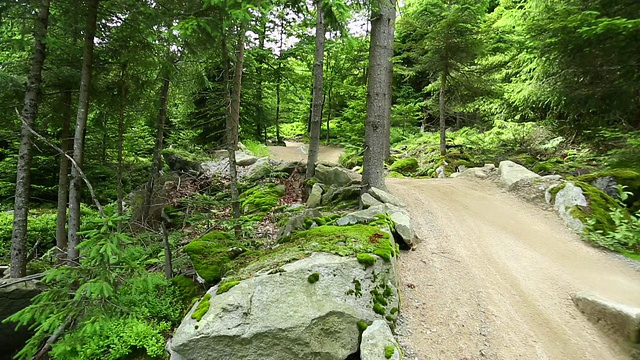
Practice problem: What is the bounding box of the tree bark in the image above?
[228,24,246,237]
[255,16,267,142]
[117,64,126,231]
[143,74,170,224]
[11,0,51,278]
[306,0,326,178]
[55,89,72,258]
[67,0,99,263]
[439,70,447,155]
[362,0,396,192]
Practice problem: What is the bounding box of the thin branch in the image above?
[17,109,106,218]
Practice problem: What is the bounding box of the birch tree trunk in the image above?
[362,0,396,192]
[67,0,99,263]
[306,0,326,178]
[11,0,51,278]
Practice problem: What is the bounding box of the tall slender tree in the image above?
[67,0,100,262]
[306,0,326,178]
[10,0,51,278]
[362,0,396,191]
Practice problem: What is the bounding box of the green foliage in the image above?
[339,146,363,169]
[4,215,184,360]
[243,139,271,157]
[357,320,368,332]
[373,303,386,315]
[586,187,640,255]
[307,272,320,284]
[183,232,243,284]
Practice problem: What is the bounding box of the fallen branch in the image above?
[0,273,46,288]
[33,316,73,360]
[17,110,105,218]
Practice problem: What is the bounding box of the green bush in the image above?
[586,188,640,256]
[389,158,419,175]
[243,139,271,157]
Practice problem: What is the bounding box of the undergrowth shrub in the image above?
[243,139,270,157]
[4,214,184,360]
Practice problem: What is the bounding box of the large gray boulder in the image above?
[307,183,324,208]
[369,187,405,207]
[387,205,416,246]
[0,279,45,360]
[170,252,398,360]
[314,163,361,187]
[360,320,401,360]
[322,185,360,205]
[498,160,540,188]
[572,292,640,344]
[245,157,272,180]
[551,182,587,232]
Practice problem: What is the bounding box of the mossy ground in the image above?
[170,275,200,304]
[576,168,640,212]
[389,158,418,175]
[216,280,240,294]
[240,183,285,213]
[569,181,627,233]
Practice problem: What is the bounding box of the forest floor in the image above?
[268,142,640,360]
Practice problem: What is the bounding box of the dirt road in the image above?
[268,141,343,164]
[268,143,640,359]
[388,177,640,360]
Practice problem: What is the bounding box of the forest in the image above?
[1,0,639,358]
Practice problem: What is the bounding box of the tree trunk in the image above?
[117,65,126,231]
[67,0,99,263]
[326,61,333,143]
[275,69,282,143]
[306,0,326,178]
[228,24,246,237]
[256,16,267,142]
[362,0,396,192]
[55,89,72,258]
[143,74,170,224]
[439,70,447,155]
[11,0,51,278]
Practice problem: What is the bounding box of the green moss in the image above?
[548,183,566,199]
[353,279,362,297]
[170,275,199,304]
[373,303,386,315]
[387,171,404,179]
[184,236,243,283]
[191,294,212,322]
[216,280,240,295]
[571,181,627,233]
[240,183,285,213]
[357,321,369,332]
[383,286,394,298]
[390,307,399,314]
[385,315,396,322]
[385,345,395,359]
[308,272,320,284]
[622,251,640,261]
[199,231,233,242]
[357,253,377,266]
[374,295,388,306]
[389,158,419,175]
[576,168,640,211]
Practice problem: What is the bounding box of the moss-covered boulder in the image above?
[170,251,398,360]
[576,168,640,212]
[240,183,285,213]
[183,231,244,284]
[389,158,418,175]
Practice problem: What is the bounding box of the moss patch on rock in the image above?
[216,280,240,295]
[171,275,199,304]
[184,231,244,283]
[389,158,419,175]
[570,181,627,233]
[385,345,395,359]
[357,320,369,332]
[576,168,640,211]
[357,253,377,266]
[240,183,285,213]
[191,293,212,322]
[307,272,320,284]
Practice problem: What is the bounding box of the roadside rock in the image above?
[315,163,361,187]
[360,320,401,360]
[458,167,489,179]
[307,183,324,208]
[336,205,388,226]
[370,187,405,207]
[498,160,541,188]
[322,185,360,205]
[235,152,259,167]
[509,176,564,206]
[552,182,587,232]
[246,157,272,180]
[572,292,640,344]
[387,205,417,247]
[170,252,398,360]
[279,209,322,239]
[164,152,202,174]
[362,193,383,208]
